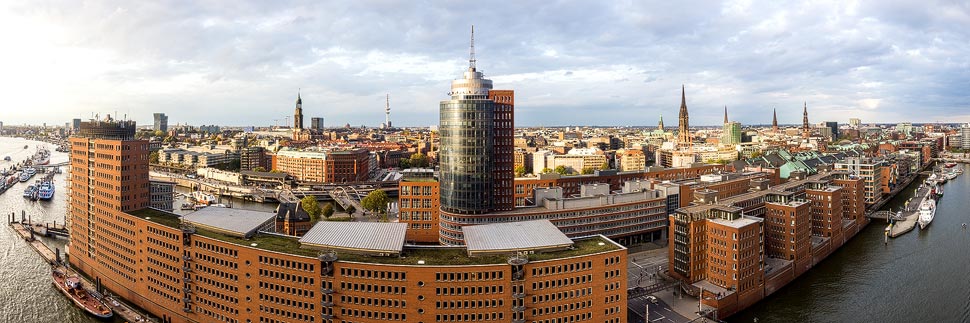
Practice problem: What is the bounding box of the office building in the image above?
[849,118,861,127]
[669,171,866,318]
[240,146,271,172]
[311,117,324,130]
[438,27,502,214]
[722,122,742,145]
[275,148,371,183]
[153,113,168,132]
[149,180,175,212]
[72,118,82,133]
[961,124,970,149]
[398,168,440,243]
[825,121,839,140]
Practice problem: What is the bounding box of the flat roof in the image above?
[708,216,762,229]
[299,222,407,256]
[183,207,277,238]
[463,220,574,256]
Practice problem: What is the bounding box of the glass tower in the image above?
[439,66,495,214]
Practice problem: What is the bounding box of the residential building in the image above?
[275,148,371,183]
[617,149,646,172]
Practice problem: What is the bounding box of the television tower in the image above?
[384,94,392,129]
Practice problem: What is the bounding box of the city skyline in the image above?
[2,1,969,127]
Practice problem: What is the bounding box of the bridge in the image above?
[327,187,366,217]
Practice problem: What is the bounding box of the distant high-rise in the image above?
[722,107,741,145]
[825,121,839,140]
[294,92,304,130]
[802,102,809,138]
[772,108,778,132]
[959,124,970,149]
[311,117,324,130]
[72,118,82,133]
[678,85,690,145]
[849,118,861,127]
[153,113,168,132]
[438,26,514,214]
[383,94,392,129]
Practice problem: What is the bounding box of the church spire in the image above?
[723,105,728,124]
[658,114,664,132]
[772,108,778,132]
[802,101,809,138]
[678,85,690,145]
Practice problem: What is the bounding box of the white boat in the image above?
[917,198,936,230]
[925,173,938,185]
[191,191,217,205]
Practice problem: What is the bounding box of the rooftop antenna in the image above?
[469,25,476,70]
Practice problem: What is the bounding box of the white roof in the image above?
[463,220,573,255]
[183,207,276,238]
[299,222,407,255]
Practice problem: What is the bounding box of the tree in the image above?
[409,153,430,168]
[321,203,334,219]
[253,166,266,172]
[149,151,159,164]
[581,167,595,175]
[301,195,322,222]
[541,167,553,174]
[345,205,356,216]
[153,130,166,137]
[361,190,390,217]
[399,158,411,169]
[554,165,569,175]
[514,165,527,177]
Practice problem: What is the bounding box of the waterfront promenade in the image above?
[7,220,153,323]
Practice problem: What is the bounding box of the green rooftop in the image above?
[129,208,182,228]
[128,208,623,265]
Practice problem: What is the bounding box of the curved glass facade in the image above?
[439,99,495,214]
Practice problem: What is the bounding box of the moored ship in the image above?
[37,181,54,200]
[918,197,936,230]
[51,269,113,319]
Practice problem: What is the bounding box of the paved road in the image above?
[629,294,692,323]
[627,247,669,288]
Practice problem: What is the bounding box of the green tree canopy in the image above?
[321,203,334,218]
[253,166,266,172]
[361,190,390,215]
[301,195,322,222]
[408,153,430,168]
[541,167,553,174]
[581,167,595,175]
[149,151,159,164]
[554,165,569,175]
[514,165,527,177]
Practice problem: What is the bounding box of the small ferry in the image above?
[23,185,36,198]
[945,162,957,168]
[51,269,113,319]
[37,181,54,200]
[191,191,217,205]
[918,197,936,230]
[19,167,35,182]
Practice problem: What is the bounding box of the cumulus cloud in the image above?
[0,0,967,126]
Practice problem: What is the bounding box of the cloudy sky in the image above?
[1,1,968,127]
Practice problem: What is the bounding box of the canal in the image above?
[733,164,970,322]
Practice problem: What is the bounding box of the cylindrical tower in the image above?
[439,66,495,214]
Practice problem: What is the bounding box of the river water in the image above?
[733,164,970,322]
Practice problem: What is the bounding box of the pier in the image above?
[885,184,933,238]
[6,214,154,323]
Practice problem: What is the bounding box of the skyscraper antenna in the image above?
[469,25,476,70]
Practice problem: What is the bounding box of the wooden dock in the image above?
[7,221,155,323]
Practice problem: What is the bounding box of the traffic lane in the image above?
[629,295,691,323]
